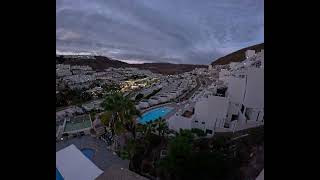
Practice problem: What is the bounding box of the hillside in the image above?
[56,55,207,75]
[211,43,264,65]
[131,63,207,75]
[56,55,129,71]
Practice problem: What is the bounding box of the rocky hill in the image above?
[211,43,264,65]
[130,63,207,75]
[56,55,207,75]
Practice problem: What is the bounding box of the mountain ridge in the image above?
[56,55,207,75]
[211,43,264,65]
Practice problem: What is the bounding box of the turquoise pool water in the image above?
[56,168,64,180]
[56,148,95,180]
[139,107,173,124]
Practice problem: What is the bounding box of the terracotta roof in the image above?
[95,165,149,180]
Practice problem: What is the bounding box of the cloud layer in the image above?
[56,0,264,64]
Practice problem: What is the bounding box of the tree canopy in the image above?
[101,91,141,138]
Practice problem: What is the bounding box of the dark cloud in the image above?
[56,0,264,64]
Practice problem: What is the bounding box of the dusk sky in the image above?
[56,0,264,64]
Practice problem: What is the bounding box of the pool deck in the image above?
[140,100,193,121]
[56,135,129,171]
[138,102,178,122]
[139,79,200,122]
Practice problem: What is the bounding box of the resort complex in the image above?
[56,49,264,180]
[169,49,264,135]
[55,0,266,177]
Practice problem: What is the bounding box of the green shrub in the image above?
[135,93,144,101]
[191,128,206,137]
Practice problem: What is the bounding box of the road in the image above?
[200,75,213,88]
[179,76,201,102]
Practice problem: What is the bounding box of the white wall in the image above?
[245,108,260,121]
[226,102,240,122]
[195,100,209,129]
[167,115,192,131]
[194,95,229,133]
[243,67,264,109]
[238,111,247,124]
[219,69,229,80]
[227,77,246,104]
[245,50,256,58]
[257,111,264,122]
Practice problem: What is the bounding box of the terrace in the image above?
[64,114,92,134]
[56,136,129,171]
[182,110,194,118]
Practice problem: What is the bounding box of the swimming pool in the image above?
[56,148,95,180]
[139,107,173,124]
[81,148,94,160]
[56,168,64,180]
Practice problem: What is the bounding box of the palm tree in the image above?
[101,91,141,139]
[120,138,137,160]
[137,121,156,139]
[99,111,124,134]
[123,103,141,140]
[138,121,158,155]
[155,117,169,137]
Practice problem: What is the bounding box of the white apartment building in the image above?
[193,95,229,135]
[168,113,193,131]
[137,77,193,109]
[56,64,72,77]
[71,65,92,71]
[219,69,230,82]
[245,49,256,59]
[238,67,264,122]
[168,49,264,135]
[221,50,264,132]
[229,62,240,70]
